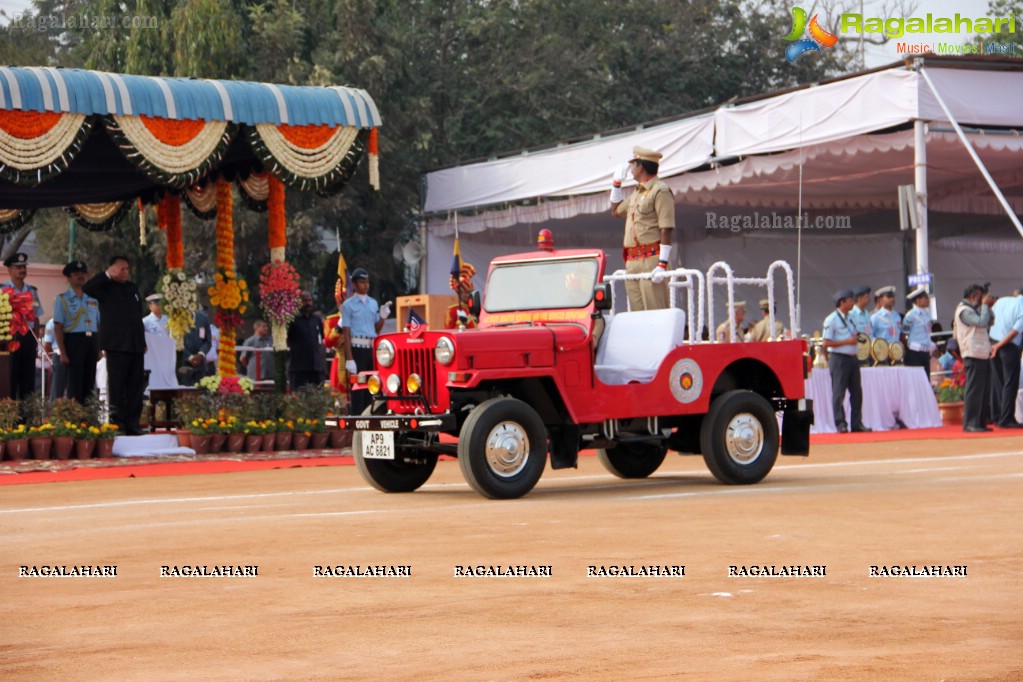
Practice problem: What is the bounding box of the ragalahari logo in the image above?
[784,7,839,63]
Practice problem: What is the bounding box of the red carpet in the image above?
[809,424,1023,445]
[2,425,1019,486]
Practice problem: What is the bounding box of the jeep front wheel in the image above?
[700,390,778,484]
[597,442,667,479]
[458,397,547,499]
[353,405,438,493]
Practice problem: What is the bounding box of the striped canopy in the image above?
[0,67,382,217]
[0,67,381,128]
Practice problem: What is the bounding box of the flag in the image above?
[449,238,462,291]
[407,308,427,338]
[335,249,352,303]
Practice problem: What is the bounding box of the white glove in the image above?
[658,243,672,267]
[609,162,630,203]
[345,360,358,374]
[378,303,391,321]
[651,263,668,284]
[457,309,468,324]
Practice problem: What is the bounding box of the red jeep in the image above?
[339,246,813,499]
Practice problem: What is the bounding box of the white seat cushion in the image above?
[595,308,686,385]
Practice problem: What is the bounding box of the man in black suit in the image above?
[83,255,147,435]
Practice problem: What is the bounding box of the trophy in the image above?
[888,340,905,365]
[870,338,889,366]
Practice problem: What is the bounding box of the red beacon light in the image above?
[537,228,554,251]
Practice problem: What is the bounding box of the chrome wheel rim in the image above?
[485,421,530,478]
[725,412,763,465]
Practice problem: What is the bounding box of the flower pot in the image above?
[226,433,246,453]
[328,429,352,450]
[6,438,28,460]
[74,439,96,459]
[29,437,53,460]
[310,432,330,450]
[261,433,276,452]
[176,430,191,448]
[210,433,227,453]
[292,432,310,451]
[95,438,115,458]
[939,401,964,426]
[53,436,75,460]
[245,434,263,453]
[275,431,293,451]
[189,434,211,455]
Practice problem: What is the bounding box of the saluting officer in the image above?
[609,146,675,311]
[869,285,902,345]
[749,299,785,342]
[2,252,44,399]
[822,289,871,433]
[53,261,101,403]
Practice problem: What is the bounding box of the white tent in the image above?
[419,56,1023,332]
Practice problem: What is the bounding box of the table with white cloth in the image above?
[806,366,942,433]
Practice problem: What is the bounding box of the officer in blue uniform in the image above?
[870,285,902,344]
[342,268,390,414]
[53,261,101,403]
[902,287,935,376]
[822,289,871,433]
[3,252,44,399]
[849,284,873,340]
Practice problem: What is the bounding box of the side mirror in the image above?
[593,283,612,311]
[468,290,482,318]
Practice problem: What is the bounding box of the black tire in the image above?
[458,397,547,499]
[700,390,778,485]
[353,405,438,493]
[597,442,667,479]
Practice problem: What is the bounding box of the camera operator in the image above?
[953,283,994,433]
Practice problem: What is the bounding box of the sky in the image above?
[0,0,1007,69]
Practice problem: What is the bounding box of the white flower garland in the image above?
[253,124,358,179]
[113,116,230,175]
[0,113,87,170]
[161,269,199,351]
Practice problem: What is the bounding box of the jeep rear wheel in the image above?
[458,397,547,499]
[597,442,667,479]
[700,390,778,484]
[353,405,438,493]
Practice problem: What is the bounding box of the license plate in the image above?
[361,431,394,460]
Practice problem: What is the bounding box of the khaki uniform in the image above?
[749,318,785,342]
[613,178,675,311]
[716,320,746,343]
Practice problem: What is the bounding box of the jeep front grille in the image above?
[397,346,438,410]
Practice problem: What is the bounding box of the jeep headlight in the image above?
[367,375,381,395]
[386,374,402,395]
[406,373,421,394]
[376,339,395,368]
[435,336,455,365]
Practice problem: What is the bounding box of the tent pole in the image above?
[913,118,929,278]
[919,66,1023,241]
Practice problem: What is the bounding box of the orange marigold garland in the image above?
[209,178,248,377]
[157,194,185,270]
[268,176,286,261]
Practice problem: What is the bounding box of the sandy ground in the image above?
[1,436,1022,681]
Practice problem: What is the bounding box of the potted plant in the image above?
[275,418,295,451]
[51,421,78,460]
[259,419,277,452]
[186,418,215,455]
[223,416,246,453]
[74,423,99,459]
[94,423,119,458]
[174,392,215,448]
[292,417,313,451]
[936,365,966,425]
[242,420,265,453]
[0,396,21,459]
[5,424,28,460]
[28,422,54,459]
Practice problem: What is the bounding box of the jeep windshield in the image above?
[484,258,599,312]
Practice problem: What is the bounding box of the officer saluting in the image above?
[53,261,101,403]
[2,252,44,399]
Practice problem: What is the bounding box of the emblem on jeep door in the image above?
[669,358,703,404]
